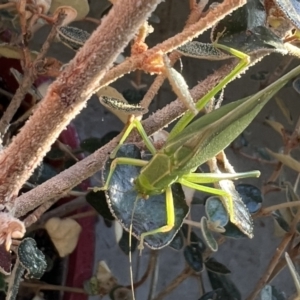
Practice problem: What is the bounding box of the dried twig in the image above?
[152,265,194,300]
[0,12,65,137]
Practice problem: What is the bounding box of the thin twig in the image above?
[20,281,86,294]
[26,196,87,229]
[0,13,64,137]
[152,266,194,300]
[246,233,293,300]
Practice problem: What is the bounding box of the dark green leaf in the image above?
[80,137,103,153]
[101,131,120,146]
[205,258,231,275]
[198,289,226,300]
[222,222,248,239]
[46,147,65,160]
[168,230,184,250]
[29,163,57,185]
[236,184,263,214]
[250,71,269,81]
[181,225,207,252]
[103,144,189,249]
[122,89,146,104]
[201,217,218,252]
[205,197,229,227]
[293,77,300,94]
[86,191,115,221]
[208,271,241,300]
[272,210,290,233]
[18,238,47,279]
[184,245,203,272]
[118,230,138,255]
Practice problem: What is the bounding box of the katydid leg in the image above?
[182,170,260,184]
[168,45,251,140]
[110,119,156,159]
[138,186,175,250]
[178,178,235,225]
[93,157,148,192]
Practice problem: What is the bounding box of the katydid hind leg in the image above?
[168,45,250,140]
[182,170,260,184]
[178,178,235,227]
[138,186,175,251]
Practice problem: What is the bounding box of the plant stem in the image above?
[21,282,86,294]
[246,233,293,300]
[152,266,193,300]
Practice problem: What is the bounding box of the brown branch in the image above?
[20,281,86,294]
[14,62,236,218]
[246,233,293,300]
[152,265,194,300]
[99,0,246,87]
[0,0,163,211]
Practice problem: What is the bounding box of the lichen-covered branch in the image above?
[0,0,163,210]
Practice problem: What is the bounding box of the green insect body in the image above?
[97,43,300,250]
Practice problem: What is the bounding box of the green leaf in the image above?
[29,163,58,185]
[205,258,231,275]
[168,230,184,250]
[267,149,300,173]
[122,89,146,104]
[275,96,293,124]
[222,222,248,239]
[198,289,225,300]
[293,77,300,94]
[264,119,285,137]
[80,137,103,153]
[205,196,229,228]
[86,191,115,221]
[236,184,263,214]
[207,271,241,300]
[103,144,189,249]
[118,230,138,255]
[181,225,207,252]
[201,217,218,252]
[272,210,290,233]
[183,245,203,273]
[250,71,269,81]
[18,238,47,279]
[177,42,230,60]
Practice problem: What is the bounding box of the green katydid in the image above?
[94,43,300,251]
